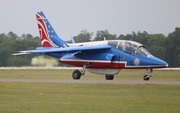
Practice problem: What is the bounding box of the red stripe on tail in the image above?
[36,14,54,47]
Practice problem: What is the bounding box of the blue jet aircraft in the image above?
[13,11,168,80]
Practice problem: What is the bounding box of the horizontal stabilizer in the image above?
[12,52,32,56]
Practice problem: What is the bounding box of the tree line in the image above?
[0,32,40,66]
[0,28,180,67]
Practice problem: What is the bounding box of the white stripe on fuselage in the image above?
[67,41,108,47]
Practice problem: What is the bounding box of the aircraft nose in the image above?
[150,56,168,68]
[165,63,169,67]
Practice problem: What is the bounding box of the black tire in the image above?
[105,75,114,80]
[143,75,150,81]
[72,70,81,80]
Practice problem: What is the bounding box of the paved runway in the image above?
[0,78,179,85]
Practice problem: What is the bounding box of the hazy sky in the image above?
[0,0,180,40]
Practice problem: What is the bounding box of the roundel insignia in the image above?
[134,58,140,66]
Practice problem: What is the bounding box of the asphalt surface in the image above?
[0,78,179,85]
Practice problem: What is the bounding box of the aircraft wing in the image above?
[13,45,111,56]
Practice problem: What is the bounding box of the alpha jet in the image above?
[13,11,168,80]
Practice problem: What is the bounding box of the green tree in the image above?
[7,31,19,39]
[94,30,117,41]
[0,32,40,66]
[135,31,149,46]
[165,27,180,67]
[0,33,6,39]
[147,34,166,60]
[118,33,132,40]
[26,34,33,40]
[74,30,93,42]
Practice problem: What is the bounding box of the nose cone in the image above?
[148,56,168,68]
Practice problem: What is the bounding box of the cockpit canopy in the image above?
[108,40,152,57]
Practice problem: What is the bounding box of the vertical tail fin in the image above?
[71,36,75,44]
[36,11,68,47]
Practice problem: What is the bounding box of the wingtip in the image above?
[12,51,29,56]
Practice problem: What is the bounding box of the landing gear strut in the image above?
[72,63,91,80]
[143,69,153,81]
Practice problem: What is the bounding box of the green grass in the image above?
[0,69,180,113]
[0,83,180,113]
[0,69,179,81]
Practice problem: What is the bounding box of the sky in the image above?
[0,0,180,41]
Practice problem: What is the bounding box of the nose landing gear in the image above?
[143,69,153,81]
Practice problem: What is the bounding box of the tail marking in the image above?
[36,14,56,47]
[36,11,68,47]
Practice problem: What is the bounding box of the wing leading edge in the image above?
[13,45,112,56]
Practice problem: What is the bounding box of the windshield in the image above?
[108,40,152,57]
[135,46,152,57]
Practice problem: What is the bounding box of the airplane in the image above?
[13,11,168,81]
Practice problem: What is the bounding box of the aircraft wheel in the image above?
[143,75,150,81]
[72,70,81,80]
[105,75,114,80]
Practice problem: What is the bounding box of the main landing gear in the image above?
[72,70,81,79]
[143,69,153,81]
[105,74,114,80]
[72,63,91,80]
[72,63,115,80]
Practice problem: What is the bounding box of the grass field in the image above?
[0,69,180,113]
[0,83,180,113]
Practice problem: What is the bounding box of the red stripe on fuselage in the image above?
[60,60,126,68]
